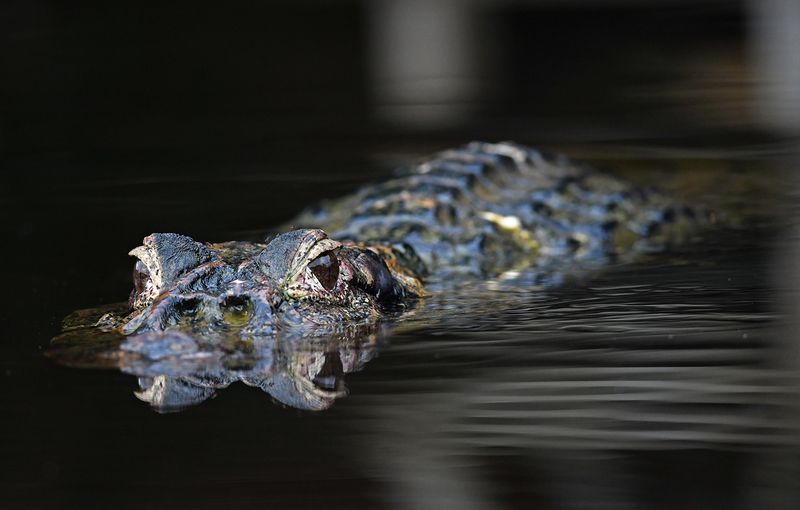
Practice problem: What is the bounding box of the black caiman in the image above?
[50,141,704,411]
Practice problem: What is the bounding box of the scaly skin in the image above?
[49,141,700,411]
[295,141,697,278]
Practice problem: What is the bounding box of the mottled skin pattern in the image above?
[50,142,699,411]
[296,141,695,279]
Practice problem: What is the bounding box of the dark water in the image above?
[2,143,800,509]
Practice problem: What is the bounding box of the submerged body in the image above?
[50,141,701,411]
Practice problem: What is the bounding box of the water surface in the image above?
[2,143,799,509]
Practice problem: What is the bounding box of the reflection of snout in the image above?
[135,375,216,413]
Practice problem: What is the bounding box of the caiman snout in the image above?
[122,286,280,336]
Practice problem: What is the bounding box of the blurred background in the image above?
[2,0,799,167]
[2,1,800,509]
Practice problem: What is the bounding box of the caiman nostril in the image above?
[221,295,254,326]
[176,298,200,318]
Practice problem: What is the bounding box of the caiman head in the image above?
[48,228,425,412]
[122,228,426,337]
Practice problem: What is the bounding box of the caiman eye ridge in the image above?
[308,250,339,290]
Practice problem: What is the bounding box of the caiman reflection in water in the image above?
[49,141,706,412]
[52,304,386,412]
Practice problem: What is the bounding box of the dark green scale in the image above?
[292,142,701,280]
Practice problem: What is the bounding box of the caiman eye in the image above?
[130,260,152,308]
[308,251,339,290]
[133,260,150,294]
